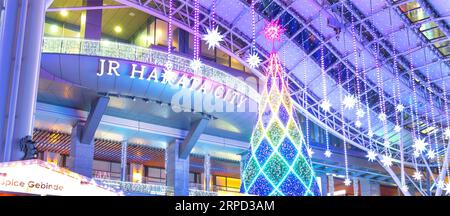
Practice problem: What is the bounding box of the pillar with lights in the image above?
[240,20,320,196]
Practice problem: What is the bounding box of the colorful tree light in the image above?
[240,52,320,196]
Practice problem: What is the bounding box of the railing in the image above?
[94,178,218,196]
[41,37,260,103]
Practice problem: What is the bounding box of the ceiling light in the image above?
[60,10,69,17]
[129,12,135,17]
[114,26,122,33]
[50,24,59,34]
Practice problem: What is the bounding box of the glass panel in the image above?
[201,41,215,61]
[405,8,429,23]
[155,19,168,46]
[231,57,244,71]
[439,46,450,56]
[226,178,241,189]
[172,27,179,51]
[399,2,421,13]
[110,162,121,173]
[147,167,162,178]
[92,160,110,171]
[422,28,445,40]
[419,22,437,32]
[215,176,227,186]
[216,49,229,67]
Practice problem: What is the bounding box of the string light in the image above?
[440,62,450,181]
[319,12,331,113]
[423,49,441,176]
[191,0,202,71]
[166,0,173,71]
[360,49,376,159]
[247,0,261,69]
[337,59,350,185]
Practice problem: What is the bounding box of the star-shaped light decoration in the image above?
[444,127,450,139]
[412,171,422,181]
[383,140,391,148]
[444,183,450,195]
[413,150,421,158]
[263,19,285,42]
[355,120,362,128]
[344,178,352,186]
[366,150,377,162]
[324,150,332,158]
[437,180,445,189]
[401,184,409,192]
[394,125,401,133]
[378,113,387,122]
[381,154,393,167]
[396,104,405,112]
[413,138,428,153]
[247,52,262,69]
[307,147,314,157]
[190,59,202,72]
[367,130,374,138]
[342,94,357,109]
[320,99,332,112]
[356,109,366,118]
[426,149,436,160]
[202,26,224,50]
[165,61,174,73]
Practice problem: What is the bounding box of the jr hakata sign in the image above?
[97,59,248,107]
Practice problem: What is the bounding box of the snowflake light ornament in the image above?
[356,108,365,118]
[324,150,332,158]
[355,120,362,128]
[190,59,202,72]
[396,104,405,112]
[426,149,436,160]
[367,130,374,138]
[202,26,223,50]
[247,52,261,69]
[320,99,332,112]
[381,155,393,167]
[444,127,450,139]
[344,178,352,186]
[366,150,377,162]
[413,171,422,181]
[444,183,450,195]
[413,138,428,153]
[343,94,357,109]
[394,125,401,133]
[378,113,387,122]
[307,147,314,157]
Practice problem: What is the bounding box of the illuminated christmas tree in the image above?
[240,20,321,196]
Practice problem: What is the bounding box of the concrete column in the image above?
[12,0,49,160]
[328,175,334,196]
[82,0,103,40]
[204,154,211,191]
[120,141,128,182]
[0,0,51,162]
[166,139,189,196]
[316,173,328,196]
[360,179,381,196]
[68,123,94,177]
[353,177,359,196]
